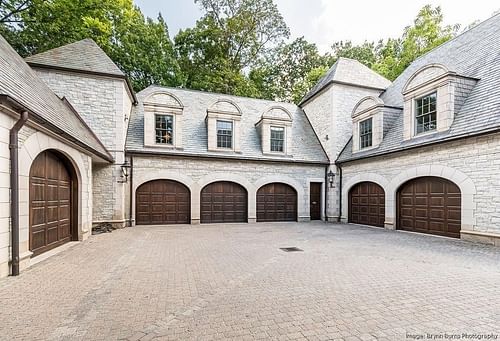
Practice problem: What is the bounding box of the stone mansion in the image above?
[0,13,499,277]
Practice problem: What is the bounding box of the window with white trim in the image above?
[359,118,373,149]
[270,126,285,152]
[415,92,437,134]
[155,114,173,144]
[216,120,233,149]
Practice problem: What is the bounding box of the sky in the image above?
[134,0,500,53]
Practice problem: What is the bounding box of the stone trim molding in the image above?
[341,173,389,222]
[342,165,477,233]
[18,131,90,269]
[255,175,306,219]
[130,172,315,225]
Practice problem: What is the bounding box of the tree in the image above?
[329,40,378,68]
[373,5,459,80]
[250,37,327,102]
[175,0,289,96]
[0,0,181,91]
[0,0,32,24]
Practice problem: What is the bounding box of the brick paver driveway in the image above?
[1,222,499,340]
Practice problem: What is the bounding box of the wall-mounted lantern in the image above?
[327,170,335,188]
[118,160,132,183]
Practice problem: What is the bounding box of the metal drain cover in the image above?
[280,247,303,252]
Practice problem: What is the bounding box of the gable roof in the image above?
[299,57,391,105]
[25,38,124,77]
[126,86,329,164]
[0,35,112,162]
[337,13,500,163]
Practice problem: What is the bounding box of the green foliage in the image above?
[175,0,289,96]
[250,37,327,102]
[0,0,181,91]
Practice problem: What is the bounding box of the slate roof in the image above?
[126,86,329,164]
[337,13,500,163]
[25,38,124,76]
[0,35,112,161]
[299,57,391,105]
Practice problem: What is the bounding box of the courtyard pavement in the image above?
[1,222,499,340]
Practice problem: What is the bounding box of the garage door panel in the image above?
[202,182,247,223]
[257,183,297,222]
[136,180,191,225]
[397,177,461,238]
[349,182,385,227]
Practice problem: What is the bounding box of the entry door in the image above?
[310,183,322,220]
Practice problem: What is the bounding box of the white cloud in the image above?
[135,0,499,53]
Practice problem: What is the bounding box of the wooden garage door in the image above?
[398,177,461,238]
[136,180,190,225]
[257,183,297,222]
[30,150,74,256]
[349,182,385,227]
[201,181,247,223]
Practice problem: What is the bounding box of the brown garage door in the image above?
[136,180,190,225]
[30,150,76,256]
[349,182,385,227]
[398,177,461,238]
[257,183,297,222]
[201,181,247,223]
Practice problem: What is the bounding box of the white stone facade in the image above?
[0,108,94,277]
[339,133,500,245]
[302,83,384,220]
[127,155,326,225]
[32,68,134,227]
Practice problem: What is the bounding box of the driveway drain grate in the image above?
[280,247,303,252]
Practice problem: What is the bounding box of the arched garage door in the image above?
[136,180,190,225]
[257,183,297,222]
[398,177,461,238]
[201,181,247,223]
[30,150,77,256]
[349,182,385,227]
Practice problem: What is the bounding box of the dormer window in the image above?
[155,114,174,144]
[270,126,285,152]
[143,91,184,149]
[207,99,242,152]
[256,106,293,156]
[359,118,373,149]
[415,92,437,134]
[216,120,233,149]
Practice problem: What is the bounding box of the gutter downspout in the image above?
[337,164,343,223]
[128,156,133,227]
[324,166,328,222]
[10,111,29,276]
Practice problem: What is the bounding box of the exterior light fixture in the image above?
[327,170,335,188]
[119,160,132,183]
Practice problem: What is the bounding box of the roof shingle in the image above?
[126,86,329,164]
[0,35,112,161]
[338,13,500,163]
[25,38,124,76]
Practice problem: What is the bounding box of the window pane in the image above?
[217,120,233,149]
[155,115,173,144]
[359,118,372,149]
[415,93,437,134]
[270,126,284,152]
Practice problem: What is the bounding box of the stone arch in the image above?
[132,171,196,225]
[144,91,183,109]
[403,63,449,93]
[262,106,293,121]
[352,96,384,117]
[254,175,305,218]
[197,173,255,221]
[18,131,90,261]
[387,165,476,231]
[208,99,242,115]
[342,173,389,222]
